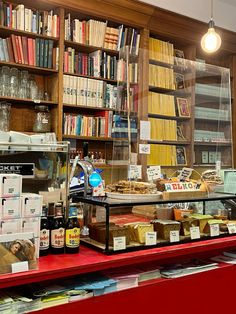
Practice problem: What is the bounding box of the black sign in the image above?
[0,163,35,177]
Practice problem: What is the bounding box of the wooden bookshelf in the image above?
[63,71,117,84]
[62,135,114,141]
[0,60,58,74]
[63,104,115,111]
[64,40,118,56]
[0,96,57,105]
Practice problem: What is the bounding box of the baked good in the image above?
[132,205,157,219]
[125,222,154,243]
[89,223,130,245]
[106,180,157,194]
[203,219,224,234]
[180,218,199,236]
[151,219,180,240]
[190,214,213,233]
[174,208,193,221]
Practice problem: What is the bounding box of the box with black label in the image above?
[0,174,22,198]
[0,197,21,219]
[21,193,43,218]
[0,218,22,234]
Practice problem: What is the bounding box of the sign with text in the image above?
[140,120,150,140]
[139,144,150,154]
[0,163,35,178]
[113,236,126,251]
[145,232,157,245]
[178,167,193,181]
[190,226,200,239]
[147,166,161,181]
[170,230,180,243]
[210,224,220,237]
[128,165,142,180]
[227,223,236,234]
[164,181,199,192]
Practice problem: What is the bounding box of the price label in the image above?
[12,261,29,273]
[147,166,161,181]
[139,144,150,154]
[170,230,180,243]
[210,224,220,237]
[113,236,126,251]
[227,223,236,234]
[128,165,142,180]
[190,226,200,239]
[145,232,157,245]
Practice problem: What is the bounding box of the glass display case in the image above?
[71,45,236,254]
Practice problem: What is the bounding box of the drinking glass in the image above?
[10,68,19,98]
[0,102,11,132]
[2,66,10,97]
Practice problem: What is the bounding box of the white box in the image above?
[0,174,22,198]
[0,218,22,234]
[0,197,21,219]
[21,193,43,217]
[22,217,40,238]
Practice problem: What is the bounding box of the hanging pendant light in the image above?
[201,0,222,53]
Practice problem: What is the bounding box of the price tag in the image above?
[147,166,161,181]
[210,224,220,237]
[145,232,157,245]
[227,223,236,234]
[140,120,150,140]
[139,144,150,154]
[170,230,180,243]
[113,236,126,251]
[190,226,200,239]
[128,165,142,180]
[11,261,29,273]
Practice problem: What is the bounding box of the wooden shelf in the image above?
[194,164,232,167]
[62,135,114,141]
[149,85,191,97]
[148,113,190,121]
[0,61,58,75]
[64,40,119,56]
[195,93,229,103]
[194,141,232,146]
[0,96,57,105]
[0,25,59,42]
[64,71,117,83]
[148,140,191,145]
[195,117,230,124]
[149,58,190,74]
[63,104,114,111]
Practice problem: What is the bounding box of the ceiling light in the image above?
[201,0,222,53]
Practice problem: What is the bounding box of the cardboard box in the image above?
[0,197,21,219]
[0,174,22,198]
[22,217,40,238]
[0,218,22,234]
[21,193,43,217]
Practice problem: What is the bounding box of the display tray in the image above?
[106,192,162,201]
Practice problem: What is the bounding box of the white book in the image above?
[87,79,92,107]
[24,8,29,32]
[16,4,25,31]
[12,10,16,29]
[72,76,77,105]
[82,78,88,106]
[52,15,58,37]
[47,11,53,37]
[135,34,140,56]
[76,76,81,106]
[66,75,71,104]
[64,19,68,40]
[63,75,67,104]
[32,14,37,33]
[28,9,32,33]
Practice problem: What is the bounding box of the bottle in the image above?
[50,203,65,254]
[47,202,55,230]
[65,204,80,254]
[39,204,50,256]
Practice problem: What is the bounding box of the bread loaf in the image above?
[151,219,180,240]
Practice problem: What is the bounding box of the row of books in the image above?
[148,92,176,116]
[117,59,138,84]
[149,118,177,141]
[0,35,58,68]
[147,144,182,166]
[0,3,59,37]
[116,84,139,112]
[64,48,118,80]
[195,83,230,98]
[63,112,113,138]
[195,106,230,121]
[194,129,227,142]
[112,114,137,139]
[64,14,140,54]
[149,64,175,90]
[149,37,174,64]
[63,74,117,108]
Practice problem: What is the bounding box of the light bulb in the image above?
[201,21,222,53]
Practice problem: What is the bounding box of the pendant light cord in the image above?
[211,0,213,20]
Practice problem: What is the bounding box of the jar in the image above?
[0,102,11,132]
[33,105,51,133]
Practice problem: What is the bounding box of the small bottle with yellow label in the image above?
[65,204,80,254]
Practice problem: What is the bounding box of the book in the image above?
[223,250,236,258]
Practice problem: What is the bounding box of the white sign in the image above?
[145,232,157,245]
[12,261,29,273]
[170,230,180,243]
[210,224,220,237]
[140,120,150,140]
[215,160,221,176]
[113,237,126,251]
[165,181,198,192]
[128,165,142,180]
[178,167,193,181]
[190,226,200,239]
[139,144,150,154]
[227,223,236,234]
[147,166,161,181]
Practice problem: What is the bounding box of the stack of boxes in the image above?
[0,174,42,258]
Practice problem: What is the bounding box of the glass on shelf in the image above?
[1,66,10,97]
[0,102,11,132]
[9,68,19,98]
[29,75,38,100]
[19,70,29,99]
[33,105,51,133]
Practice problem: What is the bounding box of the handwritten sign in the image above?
[128,165,142,180]
[190,226,200,239]
[178,167,193,181]
[147,166,161,181]
[170,230,180,243]
[210,224,220,237]
[113,236,126,251]
[145,232,157,245]
[139,144,150,154]
[164,181,198,192]
[140,121,150,140]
